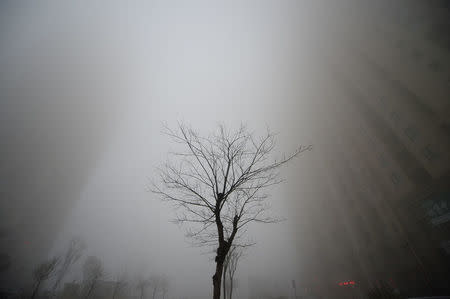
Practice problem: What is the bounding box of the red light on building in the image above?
[338,280,356,286]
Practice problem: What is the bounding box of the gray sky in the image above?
[6,1,445,298]
[20,1,324,298]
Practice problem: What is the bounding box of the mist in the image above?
[1,1,450,299]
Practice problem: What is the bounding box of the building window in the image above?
[441,240,450,255]
[390,111,400,125]
[421,144,439,162]
[390,173,400,186]
[422,192,450,225]
[427,208,437,218]
[379,154,388,168]
[393,223,402,235]
[411,48,423,61]
[363,228,372,245]
[428,60,442,72]
[395,39,404,49]
[404,126,418,142]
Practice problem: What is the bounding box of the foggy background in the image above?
[1,1,449,298]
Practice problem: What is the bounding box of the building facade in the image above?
[292,1,450,298]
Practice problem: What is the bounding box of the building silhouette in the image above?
[0,9,127,289]
[292,0,450,297]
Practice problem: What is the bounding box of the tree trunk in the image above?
[212,261,224,299]
[229,278,233,299]
[85,282,96,299]
[213,196,234,299]
[52,274,63,294]
[112,285,117,299]
[222,264,227,299]
[31,280,41,299]
[152,287,157,299]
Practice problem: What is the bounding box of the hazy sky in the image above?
[3,0,450,297]
[10,1,328,298]
[1,1,398,298]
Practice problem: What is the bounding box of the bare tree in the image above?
[82,256,103,299]
[52,237,86,294]
[223,246,243,299]
[152,123,310,299]
[31,257,60,299]
[149,275,161,299]
[160,276,169,299]
[112,271,128,299]
[136,277,150,299]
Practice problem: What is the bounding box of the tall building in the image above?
[0,2,129,289]
[292,1,450,297]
